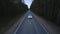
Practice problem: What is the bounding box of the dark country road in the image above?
[14,10,49,34]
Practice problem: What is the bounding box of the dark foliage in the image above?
[30,0,60,25]
[0,0,28,33]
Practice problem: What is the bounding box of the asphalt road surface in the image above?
[14,10,49,34]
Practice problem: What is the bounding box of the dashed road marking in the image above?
[28,20,31,24]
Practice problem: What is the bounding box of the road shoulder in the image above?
[32,12,60,34]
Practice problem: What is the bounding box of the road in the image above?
[14,10,49,34]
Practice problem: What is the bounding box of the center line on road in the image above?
[28,20,31,24]
[30,21,31,24]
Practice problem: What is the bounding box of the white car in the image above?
[28,14,32,19]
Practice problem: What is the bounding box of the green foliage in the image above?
[0,0,28,17]
[30,0,60,24]
[41,0,46,5]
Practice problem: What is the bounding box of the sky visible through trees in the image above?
[22,0,34,9]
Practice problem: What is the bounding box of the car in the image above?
[28,14,32,19]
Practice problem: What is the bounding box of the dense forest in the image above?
[30,0,60,25]
[0,0,28,17]
[0,0,28,33]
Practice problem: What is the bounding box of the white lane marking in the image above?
[31,12,49,34]
[14,12,28,34]
[28,19,31,24]
[30,21,31,24]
